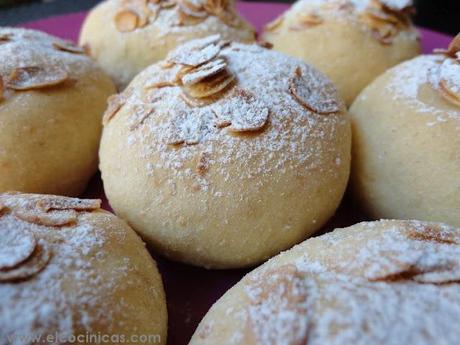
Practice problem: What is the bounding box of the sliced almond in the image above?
[178,0,208,18]
[264,15,284,32]
[213,89,269,132]
[439,79,460,108]
[159,0,177,8]
[257,41,273,49]
[146,64,183,89]
[0,227,37,270]
[366,7,401,25]
[181,58,227,86]
[13,209,78,227]
[180,92,216,107]
[289,67,340,115]
[115,10,140,32]
[0,33,12,44]
[434,34,460,59]
[129,106,156,131]
[183,70,234,99]
[433,58,460,108]
[290,12,323,30]
[0,241,51,282]
[103,92,129,125]
[36,196,101,212]
[167,34,221,66]
[6,66,69,91]
[53,41,86,55]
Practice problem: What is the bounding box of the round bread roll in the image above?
[0,28,115,196]
[350,34,460,227]
[191,219,460,345]
[99,36,351,269]
[0,192,167,344]
[79,0,255,89]
[262,0,421,105]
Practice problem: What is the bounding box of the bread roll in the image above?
[0,192,167,344]
[99,36,351,268]
[191,219,460,345]
[0,28,115,196]
[262,0,421,105]
[79,0,255,89]
[350,34,460,226]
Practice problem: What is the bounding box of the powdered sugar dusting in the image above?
[384,55,460,123]
[0,27,101,95]
[286,0,418,44]
[115,38,346,196]
[0,193,147,342]
[0,227,36,270]
[236,220,460,345]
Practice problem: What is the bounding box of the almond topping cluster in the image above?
[360,0,414,45]
[430,35,460,108]
[289,67,340,114]
[152,35,236,106]
[148,37,272,147]
[0,194,101,282]
[0,35,87,101]
[114,0,241,32]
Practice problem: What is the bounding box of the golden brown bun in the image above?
[350,47,460,226]
[99,36,351,269]
[0,28,116,196]
[262,0,421,105]
[79,0,256,89]
[0,192,167,344]
[191,220,460,345]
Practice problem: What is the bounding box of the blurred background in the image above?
[0,0,458,35]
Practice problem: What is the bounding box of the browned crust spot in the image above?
[196,151,210,175]
[406,227,457,245]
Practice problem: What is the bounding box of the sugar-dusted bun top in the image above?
[0,27,103,101]
[367,34,460,122]
[103,35,347,188]
[265,0,418,45]
[103,0,253,37]
[0,193,159,338]
[194,220,460,344]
